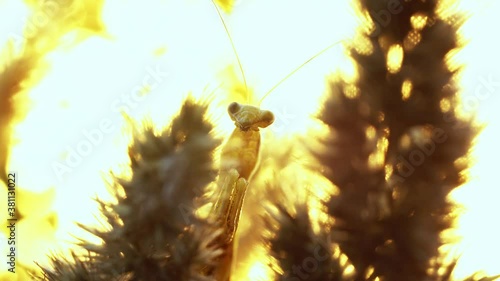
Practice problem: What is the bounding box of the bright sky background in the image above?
[0,0,499,279]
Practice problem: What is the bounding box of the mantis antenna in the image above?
[257,39,345,105]
[211,0,248,99]
[211,1,346,106]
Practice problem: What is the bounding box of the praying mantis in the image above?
[212,102,274,244]
[209,102,274,280]
[206,1,346,280]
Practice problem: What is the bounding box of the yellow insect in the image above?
[212,102,274,244]
[207,1,346,280]
[209,103,274,281]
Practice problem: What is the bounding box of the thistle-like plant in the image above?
[38,98,224,280]
[266,1,496,281]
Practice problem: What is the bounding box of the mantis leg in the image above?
[212,169,248,245]
[226,177,248,243]
[211,169,249,281]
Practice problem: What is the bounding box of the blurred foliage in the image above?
[214,0,237,14]
[38,98,224,280]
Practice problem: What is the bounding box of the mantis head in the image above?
[227,102,274,131]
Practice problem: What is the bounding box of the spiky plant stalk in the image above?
[314,0,477,280]
[267,0,497,281]
[266,202,348,281]
[38,98,224,280]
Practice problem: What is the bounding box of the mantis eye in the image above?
[257,110,274,128]
[228,102,240,115]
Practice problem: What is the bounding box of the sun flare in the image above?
[1,0,499,280]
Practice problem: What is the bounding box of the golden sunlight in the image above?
[1,0,499,280]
